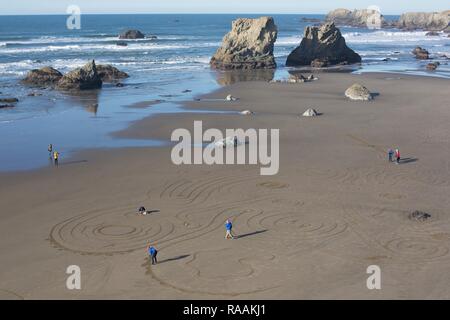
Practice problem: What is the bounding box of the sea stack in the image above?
[119,29,145,39]
[57,60,102,90]
[398,11,450,31]
[286,22,361,67]
[325,8,387,28]
[210,17,278,70]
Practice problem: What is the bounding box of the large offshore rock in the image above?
[57,60,102,90]
[398,11,450,31]
[286,22,361,67]
[22,67,63,86]
[326,8,388,28]
[210,17,278,70]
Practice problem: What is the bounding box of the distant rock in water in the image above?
[398,11,449,31]
[96,64,129,82]
[412,47,430,60]
[325,8,388,28]
[345,83,373,101]
[425,31,440,36]
[22,67,63,86]
[0,104,15,109]
[0,97,19,103]
[286,22,361,67]
[119,29,145,39]
[116,41,128,47]
[57,60,102,90]
[426,62,440,70]
[210,17,278,70]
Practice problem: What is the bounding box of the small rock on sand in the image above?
[409,210,431,222]
[302,108,320,117]
[345,83,373,101]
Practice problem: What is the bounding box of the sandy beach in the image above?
[1,71,449,299]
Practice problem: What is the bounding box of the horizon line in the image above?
[0,11,407,16]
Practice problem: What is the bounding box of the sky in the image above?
[0,0,448,15]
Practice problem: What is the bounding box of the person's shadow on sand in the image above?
[399,157,418,164]
[236,230,267,239]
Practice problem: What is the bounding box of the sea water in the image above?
[0,14,449,171]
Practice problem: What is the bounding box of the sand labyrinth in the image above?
[49,205,176,255]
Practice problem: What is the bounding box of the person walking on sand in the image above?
[225,219,234,239]
[395,149,401,164]
[53,151,59,166]
[48,144,53,158]
[388,148,394,162]
[148,245,158,265]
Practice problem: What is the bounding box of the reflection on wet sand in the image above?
[63,89,101,115]
[213,69,275,86]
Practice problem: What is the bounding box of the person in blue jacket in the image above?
[225,219,234,239]
[147,245,158,265]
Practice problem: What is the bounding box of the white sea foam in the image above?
[343,30,450,44]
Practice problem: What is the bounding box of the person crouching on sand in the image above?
[395,149,401,164]
[148,245,158,265]
[225,219,234,239]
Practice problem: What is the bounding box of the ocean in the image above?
[0,14,449,171]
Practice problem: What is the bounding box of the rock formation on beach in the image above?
[96,64,129,82]
[286,22,361,67]
[119,29,145,39]
[210,17,278,70]
[57,60,102,90]
[22,67,63,86]
[398,11,450,31]
[325,8,388,28]
[345,83,373,101]
[412,47,430,60]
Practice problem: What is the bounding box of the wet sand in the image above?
[1,72,450,299]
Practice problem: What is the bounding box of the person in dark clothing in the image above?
[388,149,394,162]
[148,245,158,265]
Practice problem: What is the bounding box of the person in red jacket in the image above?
[395,149,400,164]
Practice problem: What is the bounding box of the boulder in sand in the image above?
[57,60,102,90]
[22,67,63,86]
[240,110,254,115]
[412,46,430,59]
[96,64,129,82]
[286,22,361,67]
[302,108,320,117]
[409,210,432,222]
[345,83,373,101]
[119,30,145,39]
[210,17,278,70]
[226,94,238,101]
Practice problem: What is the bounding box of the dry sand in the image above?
[1,72,450,299]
